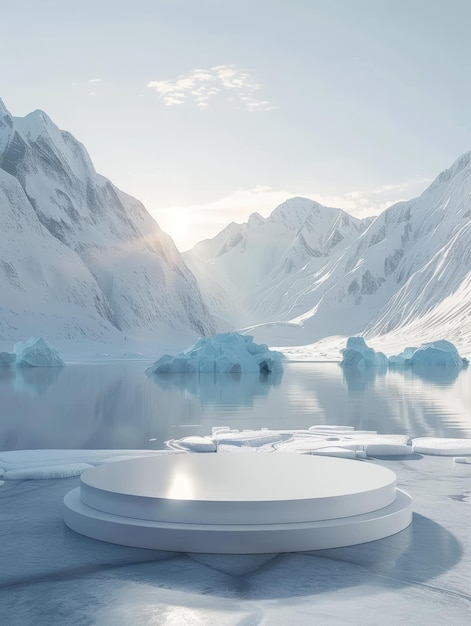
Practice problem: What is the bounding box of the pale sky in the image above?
[1,0,471,250]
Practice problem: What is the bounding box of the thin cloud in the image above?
[147,64,275,111]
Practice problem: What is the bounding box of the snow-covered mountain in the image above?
[186,152,471,350]
[0,98,215,349]
[184,198,371,328]
[3,96,471,354]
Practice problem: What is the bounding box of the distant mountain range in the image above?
[186,152,471,350]
[2,97,471,352]
[0,98,214,349]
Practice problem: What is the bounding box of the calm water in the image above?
[1,362,470,451]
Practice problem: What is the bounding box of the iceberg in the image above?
[13,337,65,367]
[388,346,418,367]
[146,332,284,375]
[408,340,468,367]
[389,340,468,367]
[339,336,388,369]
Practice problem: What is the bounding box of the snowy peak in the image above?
[432,151,471,187]
[185,196,371,327]
[0,99,15,153]
[0,97,12,124]
[247,212,265,227]
[16,108,55,139]
[0,97,9,114]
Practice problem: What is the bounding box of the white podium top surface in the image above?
[81,453,396,503]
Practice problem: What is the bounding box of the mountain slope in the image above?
[0,98,214,347]
[184,197,371,327]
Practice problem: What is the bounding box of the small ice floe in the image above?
[0,449,170,480]
[212,429,286,447]
[0,337,65,368]
[412,437,471,456]
[167,436,217,453]
[454,457,471,464]
[363,442,413,456]
[308,425,355,435]
[305,447,358,459]
[146,332,284,375]
[339,337,388,369]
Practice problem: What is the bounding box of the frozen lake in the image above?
[1,361,471,451]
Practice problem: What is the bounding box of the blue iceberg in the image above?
[13,337,65,368]
[339,337,388,369]
[146,332,284,375]
[407,340,468,367]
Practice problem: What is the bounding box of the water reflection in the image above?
[406,364,462,386]
[341,365,385,392]
[342,363,462,391]
[0,368,14,385]
[13,366,64,395]
[147,370,283,405]
[0,362,470,452]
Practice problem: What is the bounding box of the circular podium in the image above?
[64,453,412,553]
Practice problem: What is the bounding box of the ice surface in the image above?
[4,463,94,480]
[339,336,388,369]
[10,337,66,367]
[146,333,284,375]
[0,449,171,480]
[2,447,471,624]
